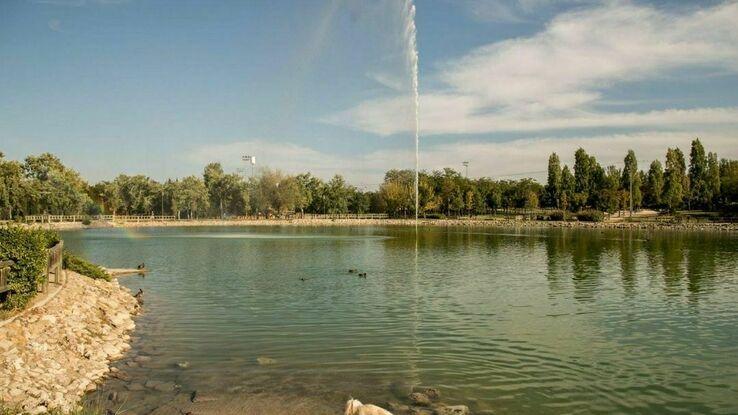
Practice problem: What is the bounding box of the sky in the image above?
[1,0,737,187]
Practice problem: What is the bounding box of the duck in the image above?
[299,277,307,282]
[134,288,144,305]
[358,272,367,278]
[136,263,146,270]
[348,269,358,273]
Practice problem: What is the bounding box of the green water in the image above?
[62,226,738,414]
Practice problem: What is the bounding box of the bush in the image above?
[577,210,605,222]
[81,217,92,226]
[63,252,110,281]
[549,210,566,221]
[0,226,60,309]
[423,213,446,219]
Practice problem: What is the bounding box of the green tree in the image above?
[622,150,642,211]
[719,159,738,207]
[645,160,664,208]
[706,152,720,209]
[688,138,709,209]
[561,165,575,211]
[545,153,562,208]
[663,148,686,212]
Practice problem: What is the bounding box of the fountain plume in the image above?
[402,0,420,223]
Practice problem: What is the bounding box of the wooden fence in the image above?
[0,260,12,295]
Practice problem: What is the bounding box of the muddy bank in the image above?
[0,271,138,414]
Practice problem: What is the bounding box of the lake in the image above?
[62,226,738,414]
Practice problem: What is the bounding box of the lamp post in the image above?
[462,161,469,179]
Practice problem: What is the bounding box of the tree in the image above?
[545,153,562,208]
[175,176,209,219]
[706,152,720,209]
[645,160,664,208]
[688,138,709,209]
[622,149,642,211]
[719,159,738,208]
[380,170,414,217]
[560,165,574,211]
[203,162,226,218]
[663,148,686,212]
[23,153,90,215]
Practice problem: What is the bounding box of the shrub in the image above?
[577,210,605,222]
[549,210,566,221]
[424,213,446,219]
[81,217,92,226]
[63,251,110,281]
[0,226,60,309]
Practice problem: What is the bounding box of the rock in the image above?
[256,356,276,366]
[388,401,412,413]
[433,405,470,415]
[190,390,218,403]
[423,388,440,401]
[409,392,431,406]
[145,380,178,392]
[127,382,145,391]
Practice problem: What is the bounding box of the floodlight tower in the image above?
[242,155,256,178]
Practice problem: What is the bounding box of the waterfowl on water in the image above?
[348,269,357,273]
[299,277,307,282]
[359,272,367,278]
[137,263,145,270]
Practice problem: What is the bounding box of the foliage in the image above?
[576,210,605,222]
[2,140,737,222]
[63,251,110,281]
[549,210,566,221]
[0,226,60,309]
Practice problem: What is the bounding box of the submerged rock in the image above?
[409,392,431,406]
[256,356,277,366]
[433,405,470,415]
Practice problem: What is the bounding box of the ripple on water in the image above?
[61,226,738,415]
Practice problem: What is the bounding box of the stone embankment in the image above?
[0,271,138,414]
[36,217,738,232]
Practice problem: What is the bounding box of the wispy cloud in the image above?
[47,19,62,32]
[456,0,593,23]
[326,1,738,137]
[31,0,129,6]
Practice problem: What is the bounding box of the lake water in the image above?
[62,226,738,414]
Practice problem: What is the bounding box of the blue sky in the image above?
[1,0,737,186]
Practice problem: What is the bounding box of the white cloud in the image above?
[185,130,738,188]
[326,1,738,137]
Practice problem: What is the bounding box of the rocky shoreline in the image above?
[0,271,138,414]
[35,217,738,232]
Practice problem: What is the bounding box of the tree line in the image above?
[1,138,737,220]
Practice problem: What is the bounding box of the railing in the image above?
[25,214,176,223]
[0,260,12,294]
[44,240,65,289]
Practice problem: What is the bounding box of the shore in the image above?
[34,217,738,232]
[0,271,138,414]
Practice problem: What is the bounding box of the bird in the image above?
[348,269,357,273]
[134,288,144,305]
[299,277,307,282]
[136,263,145,270]
[358,272,367,278]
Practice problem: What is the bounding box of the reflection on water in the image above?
[61,226,738,415]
